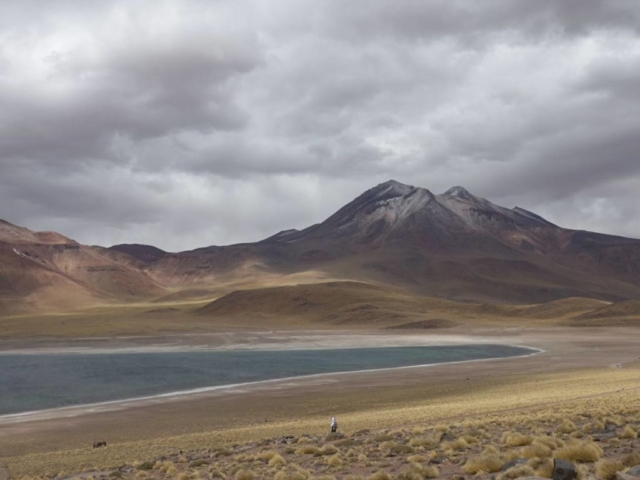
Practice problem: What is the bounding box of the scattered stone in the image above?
[616,473,638,480]
[593,433,616,442]
[553,459,577,480]
[628,466,640,477]
[501,458,528,472]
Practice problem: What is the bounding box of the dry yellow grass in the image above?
[555,440,602,463]
[501,432,533,447]
[595,459,624,480]
[463,453,504,474]
[2,366,640,477]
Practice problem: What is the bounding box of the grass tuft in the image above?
[463,454,504,474]
[595,459,624,480]
[555,440,602,463]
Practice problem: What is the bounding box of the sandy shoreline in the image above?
[0,330,527,354]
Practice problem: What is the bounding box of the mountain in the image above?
[3,180,640,314]
[0,220,165,314]
[144,180,640,303]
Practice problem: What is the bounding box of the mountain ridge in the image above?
[2,180,640,314]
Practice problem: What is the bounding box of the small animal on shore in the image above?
[330,416,338,433]
[93,441,107,448]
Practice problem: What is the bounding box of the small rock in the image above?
[628,466,640,477]
[553,459,577,480]
[616,473,638,480]
[501,459,528,472]
[514,477,552,480]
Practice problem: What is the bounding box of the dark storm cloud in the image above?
[2,0,640,250]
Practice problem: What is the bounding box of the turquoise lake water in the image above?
[0,344,534,415]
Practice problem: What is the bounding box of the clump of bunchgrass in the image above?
[268,454,286,467]
[622,452,640,467]
[463,453,504,474]
[595,459,624,480]
[555,439,602,463]
[520,442,553,459]
[295,446,319,455]
[234,470,255,480]
[498,464,535,480]
[315,445,339,456]
[367,473,391,480]
[620,425,638,439]
[556,420,577,434]
[502,432,533,447]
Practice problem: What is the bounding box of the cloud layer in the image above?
[2,0,640,251]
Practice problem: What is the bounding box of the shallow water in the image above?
[0,344,533,415]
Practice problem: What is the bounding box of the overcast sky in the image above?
[2,0,640,251]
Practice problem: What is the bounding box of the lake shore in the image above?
[1,326,639,476]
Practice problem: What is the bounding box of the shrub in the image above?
[390,444,414,455]
[535,458,554,478]
[556,420,577,434]
[257,450,277,462]
[395,471,421,480]
[189,460,209,468]
[166,466,178,476]
[422,465,438,479]
[408,434,441,449]
[502,432,533,447]
[274,471,306,480]
[520,442,553,459]
[407,454,427,463]
[463,455,504,474]
[234,470,255,480]
[533,436,564,450]
[295,446,319,455]
[555,440,602,463]
[498,464,535,480]
[137,462,155,471]
[268,454,286,467]
[367,473,391,480]
[326,455,342,467]
[622,452,640,467]
[443,438,469,451]
[595,459,624,480]
[620,426,637,439]
[315,445,339,456]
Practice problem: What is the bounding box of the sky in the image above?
[1,0,640,252]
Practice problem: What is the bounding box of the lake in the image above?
[0,344,534,416]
